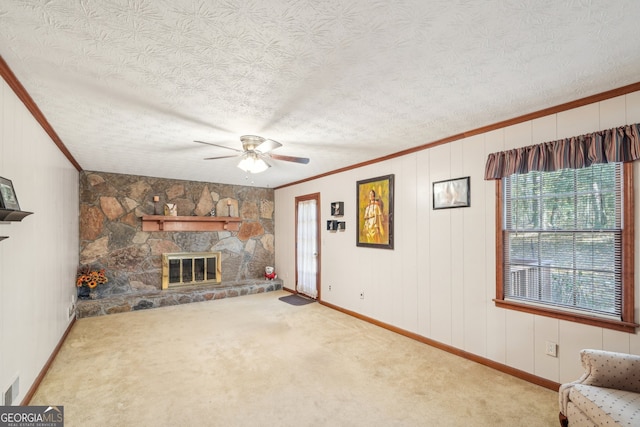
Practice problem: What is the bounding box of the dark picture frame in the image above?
[433,176,470,210]
[331,201,344,217]
[0,177,21,211]
[356,174,394,249]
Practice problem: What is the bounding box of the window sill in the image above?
[493,299,638,333]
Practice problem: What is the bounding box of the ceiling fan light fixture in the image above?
[237,152,269,173]
[198,135,308,171]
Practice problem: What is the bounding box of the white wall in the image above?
[275,91,640,385]
[0,79,79,404]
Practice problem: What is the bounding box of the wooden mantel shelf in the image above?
[141,215,242,232]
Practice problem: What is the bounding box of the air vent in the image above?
[3,376,19,406]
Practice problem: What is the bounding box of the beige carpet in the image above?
[31,290,558,426]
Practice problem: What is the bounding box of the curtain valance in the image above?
[484,123,640,180]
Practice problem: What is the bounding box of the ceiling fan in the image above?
[194,135,310,174]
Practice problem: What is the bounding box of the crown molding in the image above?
[0,56,82,172]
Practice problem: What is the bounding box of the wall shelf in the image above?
[0,209,33,222]
[0,236,8,241]
[141,215,242,232]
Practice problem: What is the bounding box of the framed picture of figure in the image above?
[331,201,344,217]
[356,174,394,249]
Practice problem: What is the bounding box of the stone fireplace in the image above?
[162,251,222,289]
[76,170,283,318]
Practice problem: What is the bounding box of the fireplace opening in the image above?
[162,252,222,289]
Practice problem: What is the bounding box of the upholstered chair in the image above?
[559,349,640,426]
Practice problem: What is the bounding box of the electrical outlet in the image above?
[359,291,364,299]
[545,341,558,357]
[329,285,332,291]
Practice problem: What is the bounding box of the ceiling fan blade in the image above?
[261,156,273,168]
[203,155,239,160]
[255,139,282,154]
[269,153,310,164]
[194,140,243,153]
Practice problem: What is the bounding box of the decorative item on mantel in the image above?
[153,195,161,215]
[76,266,108,300]
[164,203,177,216]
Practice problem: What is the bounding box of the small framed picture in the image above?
[433,177,470,210]
[327,220,338,231]
[0,177,21,211]
[331,201,344,217]
[337,221,346,231]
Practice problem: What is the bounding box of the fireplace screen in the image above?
[162,252,222,289]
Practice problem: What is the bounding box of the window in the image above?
[495,162,635,332]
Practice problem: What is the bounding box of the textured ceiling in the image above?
[1,1,640,187]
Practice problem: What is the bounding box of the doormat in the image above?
[279,294,316,306]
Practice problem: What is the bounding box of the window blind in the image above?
[503,163,623,319]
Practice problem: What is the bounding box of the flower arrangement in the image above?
[76,267,108,289]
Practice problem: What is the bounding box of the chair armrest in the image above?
[559,349,640,414]
[577,349,640,392]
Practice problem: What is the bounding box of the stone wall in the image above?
[79,171,275,299]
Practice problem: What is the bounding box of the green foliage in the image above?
[508,163,619,232]
[505,163,622,316]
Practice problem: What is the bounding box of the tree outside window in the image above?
[495,162,635,332]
